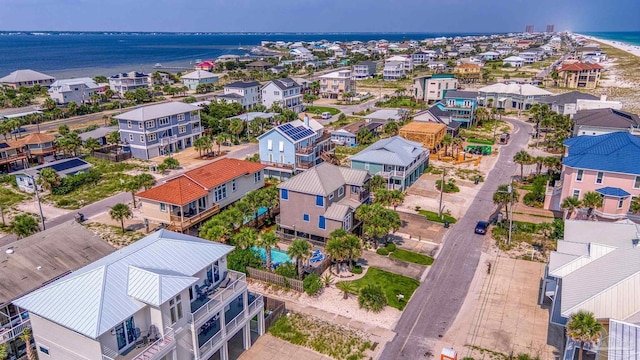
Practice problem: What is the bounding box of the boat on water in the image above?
[153,63,162,68]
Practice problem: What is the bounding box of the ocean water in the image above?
[581,31,640,46]
[0,32,484,78]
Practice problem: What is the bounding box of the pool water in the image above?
[243,207,268,224]
[252,246,293,264]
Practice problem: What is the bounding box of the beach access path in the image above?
[379,117,532,360]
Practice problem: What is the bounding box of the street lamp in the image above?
[496,183,515,246]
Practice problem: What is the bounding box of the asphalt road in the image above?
[379,118,532,360]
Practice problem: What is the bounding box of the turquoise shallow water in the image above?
[581,31,640,46]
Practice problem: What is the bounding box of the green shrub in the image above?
[228,248,263,274]
[351,265,363,274]
[435,179,460,193]
[303,274,323,296]
[358,284,387,312]
[467,138,495,145]
[376,248,389,256]
[51,169,101,195]
[418,209,457,224]
[385,242,397,252]
[54,198,78,208]
[275,262,298,279]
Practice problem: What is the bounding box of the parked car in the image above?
[321,112,332,120]
[474,221,488,235]
[11,127,26,134]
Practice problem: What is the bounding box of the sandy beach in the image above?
[578,34,640,58]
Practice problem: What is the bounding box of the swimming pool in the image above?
[243,207,268,224]
[252,246,293,264]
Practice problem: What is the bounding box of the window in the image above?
[318,215,326,229]
[279,141,284,152]
[281,189,288,200]
[160,203,166,212]
[145,120,155,128]
[316,195,324,207]
[128,134,134,142]
[329,193,334,200]
[351,185,360,193]
[232,179,237,192]
[595,172,604,184]
[147,133,157,141]
[364,163,370,170]
[303,213,310,222]
[576,169,584,182]
[274,91,280,96]
[39,346,50,355]
[618,198,625,209]
[169,295,183,324]
[140,135,145,143]
[179,126,187,134]
[177,113,185,121]
[138,122,143,130]
[338,187,344,197]
[127,121,132,128]
[634,176,640,189]
[267,139,273,150]
[158,117,170,126]
[214,184,227,202]
[254,171,262,183]
[572,189,581,199]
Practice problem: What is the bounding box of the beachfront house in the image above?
[383,62,405,80]
[48,77,101,105]
[557,62,603,89]
[13,230,266,360]
[502,56,525,67]
[413,74,458,104]
[258,115,333,179]
[542,220,640,360]
[572,108,640,137]
[137,158,265,233]
[477,82,552,110]
[20,132,56,164]
[539,91,600,116]
[353,61,377,79]
[108,71,151,97]
[0,221,115,360]
[276,162,370,243]
[0,69,55,89]
[412,50,436,64]
[350,136,429,191]
[11,158,93,193]
[215,81,260,111]
[180,70,220,91]
[319,70,355,99]
[261,78,303,113]
[519,51,539,64]
[442,90,478,127]
[544,132,640,220]
[115,102,203,160]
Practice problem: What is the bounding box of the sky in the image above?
[0,0,638,33]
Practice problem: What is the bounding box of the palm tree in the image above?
[258,231,279,270]
[194,136,211,157]
[107,131,120,145]
[451,137,463,158]
[336,281,356,300]
[287,239,312,280]
[630,196,640,215]
[244,190,264,228]
[37,167,61,191]
[388,190,405,210]
[566,310,602,360]
[216,133,228,154]
[10,214,40,239]
[136,173,156,190]
[543,156,561,175]
[513,150,533,180]
[366,175,387,192]
[110,203,132,233]
[384,121,399,136]
[233,227,258,250]
[229,118,245,141]
[124,177,142,208]
[581,192,603,219]
[261,186,280,220]
[20,328,35,360]
[0,343,8,360]
[492,184,520,221]
[326,229,349,273]
[442,134,453,157]
[83,137,101,155]
[474,107,488,126]
[561,196,581,219]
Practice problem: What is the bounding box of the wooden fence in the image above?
[247,267,304,292]
[264,297,286,330]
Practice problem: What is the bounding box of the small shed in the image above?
[399,122,447,150]
[440,347,457,360]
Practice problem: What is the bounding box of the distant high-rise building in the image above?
[546,24,555,33]
[525,25,535,34]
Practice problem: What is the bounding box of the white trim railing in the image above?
[198,329,224,357]
[0,319,30,344]
[191,271,247,325]
[130,327,175,360]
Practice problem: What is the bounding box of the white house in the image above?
[180,70,220,91]
[386,55,413,71]
[502,56,525,67]
[215,81,260,110]
[383,62,405,80]
[290,47,314,60]
[261,78,303,113]
[109,72,151,96]
[14,230,266,360]
[478,51,500,61]
[48,78,101,104]
[519,51,539,64]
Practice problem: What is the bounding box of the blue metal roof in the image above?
[563,132,640,175]
[596,187,630,197]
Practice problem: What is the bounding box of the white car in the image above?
[321,112,332,120]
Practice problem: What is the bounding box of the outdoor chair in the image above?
[218,277,231,288]
[147,324,159,342]
[310,253,324,263]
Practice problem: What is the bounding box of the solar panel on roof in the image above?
[48,159,89,173]
[280,123,294,131]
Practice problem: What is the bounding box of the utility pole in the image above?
[438,168,446,218]
[30,175,46,230]
[507,183,513,246]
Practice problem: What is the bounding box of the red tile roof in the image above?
[558,62,603,72]
[185,158,266,189]
[137,158,266,205]
[137,176,208,205]
[21,133,55,145]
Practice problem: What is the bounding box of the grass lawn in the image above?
[418,209,457,224]
[0,186,30,208]
[305,106,340,116]
[342,267,420,310]
[390,248,434,266]
[356,77,412,88]
[329,115,362,128]
[375,97,426,109]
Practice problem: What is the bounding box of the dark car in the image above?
[10,127,26,134]
[475,221,489,235]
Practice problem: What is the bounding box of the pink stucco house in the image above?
[545,132,640,219]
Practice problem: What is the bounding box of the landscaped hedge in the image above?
[467,138,495,145]
[376,248,389,256]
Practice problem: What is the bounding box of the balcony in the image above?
[167,204,220,232]
[28,146,56,156]
[260,161,294,170]
[0,319,30,344]
[0,153,27,166]
[190,271,247,327]
[192,126,203,134]
[102,327,176,360]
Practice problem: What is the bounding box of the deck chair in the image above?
[147,324,159,342]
